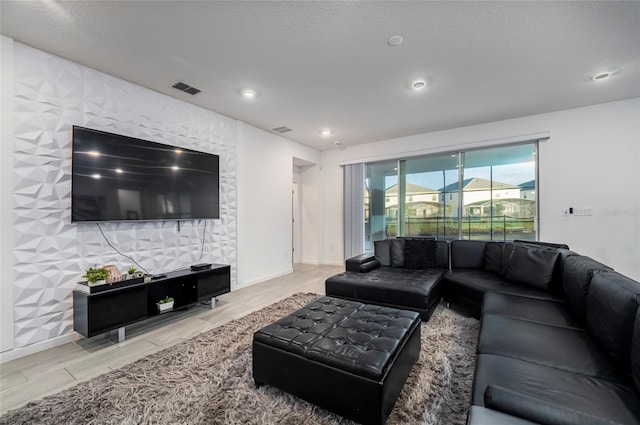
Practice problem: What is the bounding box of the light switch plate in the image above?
[574,207,593,216]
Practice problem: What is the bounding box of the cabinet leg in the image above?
[210,297,218,309]
[117,326,126,342]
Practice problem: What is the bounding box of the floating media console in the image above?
[73,264,230,341]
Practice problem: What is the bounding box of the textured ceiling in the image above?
[2,1,639,151]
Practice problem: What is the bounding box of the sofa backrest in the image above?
[450,240,487,269]
[375,237,449,269]
[587,271,640,379]
[632,308,640,394]
[562,255,613,321]
[451,240,568,291]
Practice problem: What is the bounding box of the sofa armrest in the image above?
[345,253,380,273]
[484,385,624,425]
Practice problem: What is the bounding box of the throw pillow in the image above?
[374,240,391,267]
[390,239,405,268]
[505,245,560,291]
[404,239,438,269]
[484,242,504,273]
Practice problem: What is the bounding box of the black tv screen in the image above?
[71,126,220,222]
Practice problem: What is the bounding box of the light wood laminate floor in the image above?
[0,264,343,415]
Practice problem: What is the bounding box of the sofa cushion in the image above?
[472,353,640,425]
[467,406,539,425]
[483,385,626,425]
[450,240,486,269]
[484,242,504,273]
[481,293,583,329]
[514,240,570,250]
[587,271,640,378]
[562,255,613,321]
[633,308,640,394]
[478,314,623,382]
[374,240,391,267]
[403,238,438,269]
[505,245,560,291]
[444,269,562,317]
[390,238,405,268]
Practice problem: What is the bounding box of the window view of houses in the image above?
[364,143,536,249]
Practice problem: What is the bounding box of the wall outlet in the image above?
[562,208,571,216]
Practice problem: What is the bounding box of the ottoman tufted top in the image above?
[253,296,421,380]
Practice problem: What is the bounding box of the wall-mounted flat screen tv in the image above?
[71,126,220,222]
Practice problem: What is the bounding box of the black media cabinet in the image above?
[73,264,230,341]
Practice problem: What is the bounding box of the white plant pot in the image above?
[157,301,174,313]
[88,279,106,287]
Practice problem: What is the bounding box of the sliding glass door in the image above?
[362,142,537,245]
[364,160,398,251]
[401,154,460,239]
[461,144,537,241]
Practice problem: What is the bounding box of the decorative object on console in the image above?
[82,266,109,286]
[157,296,174,313]
[104,265,122,283]
[127,266,137,277]
[191,263,212,271]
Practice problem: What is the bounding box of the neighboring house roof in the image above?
[440,177,521,192]
[465,198,536,207]
[519,180,536,190]
[386,183,439,195]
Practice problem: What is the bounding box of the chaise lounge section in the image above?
[325,238,449,320]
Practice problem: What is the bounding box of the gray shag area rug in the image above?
[0,293,479,425]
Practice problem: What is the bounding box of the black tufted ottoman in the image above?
[252,296,421,425]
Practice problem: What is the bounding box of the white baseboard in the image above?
[299,259,343,266]
[0,331,82,363]
[233,268,294,290]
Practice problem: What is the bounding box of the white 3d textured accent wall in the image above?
[11,44,237,348]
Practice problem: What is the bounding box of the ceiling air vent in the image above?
[272,126,293,133]
[172,81,201,95]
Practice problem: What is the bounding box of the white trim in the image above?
[321,260,344,266]
[0,332,82,363]
[233,268,294,290]
[338,131,551,166]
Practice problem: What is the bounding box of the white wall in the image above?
[320,98,640,280]
[1,42,238,360]
[236,122,321,286]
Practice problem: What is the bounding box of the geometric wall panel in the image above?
[11,43,237,348]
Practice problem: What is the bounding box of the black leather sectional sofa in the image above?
[325,238,640,425]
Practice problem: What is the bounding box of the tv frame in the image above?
[70,126,220,223]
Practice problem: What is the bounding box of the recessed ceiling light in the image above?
[387,35,404,46]
[321,130,332,137]
[412,80,426,89]
[115,168,123,174]
[592,72,611,81]
[242,89,256,99]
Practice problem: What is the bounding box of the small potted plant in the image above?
[83,266,110,286]
[157,296,174,313]
[123,266,136,280]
